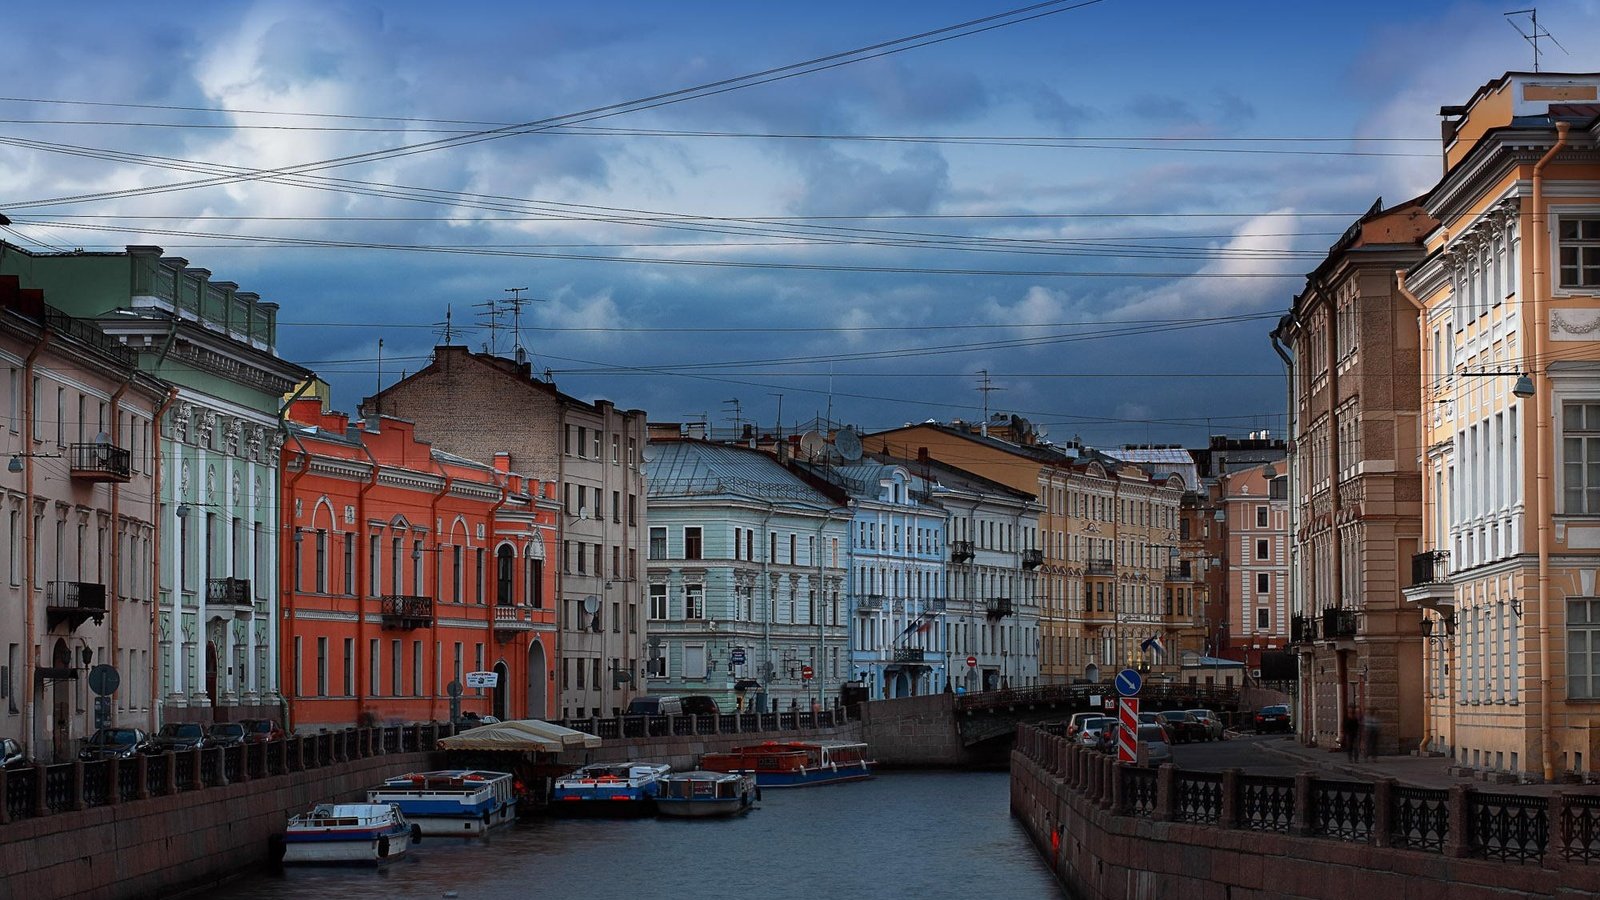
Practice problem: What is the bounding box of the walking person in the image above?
[1342,704,1361,762]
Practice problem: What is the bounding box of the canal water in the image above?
[224,771,1060,899]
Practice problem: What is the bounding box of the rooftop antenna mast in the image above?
[503,287,543,364]
[433,303,457,346]
[1505,9,1567,72]
[723,398,743,436]
[768,393,784,439]
[976,369,1005,437]
[473,298,505,356]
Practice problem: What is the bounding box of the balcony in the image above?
[1086,559,1114,576]
[892,647,926,664]
[1022,548,1044,569]
[381,595,434,630]
[206,577,253,611]
[950,540,975,563]
[985,597,1014,619]
[46,581,107,632]
[1403,549,1454,609]
[69,442,132,483]
[1289,614,1318,645]
[493,605,534,639]
[1322,607,1359,641]
[925,598,947,612]
[856,595,885,613]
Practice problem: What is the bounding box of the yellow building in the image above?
[1401,72,1600,781]
[864,420,1194,684]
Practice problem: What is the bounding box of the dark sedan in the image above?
[237,718,285,744]
[207,722,247,748]
[149,722,210,753]
[1156,710,1208,743]
[1254,705,1293,734]
[79,728,151,761]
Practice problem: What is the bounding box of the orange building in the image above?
[279,394,558,731]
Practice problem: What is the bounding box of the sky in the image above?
[2,0,1599,449]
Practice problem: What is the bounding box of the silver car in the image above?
[1077,716,1116,749]
[1135,723,1173,767]
[1187,709,1225,741]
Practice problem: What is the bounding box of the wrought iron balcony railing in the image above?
[892,647,926,663]
[1086,559,1114,576]
[1411,549,1450,586]
[1322,607,1359,640]
[46,581,107,631]
[381,595,434,629]
[206,577,252,609]
[986,597,1014,619]
[950,540,975,563]
[856,594,886,612]
[1022,548,1044,569]
[1290,614,1317,645]
[69,442,132,483]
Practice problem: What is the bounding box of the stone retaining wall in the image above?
[0,750,434,900]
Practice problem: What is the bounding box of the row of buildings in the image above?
[1276,70,1600,781]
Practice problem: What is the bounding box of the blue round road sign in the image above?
[1114,668,1142,697]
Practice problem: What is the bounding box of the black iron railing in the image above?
[1469,792,1548,862]
[893,647,926,663]
[1322,607,1359,640]
[206,577,252,608]
[986,597,1014,618]
[950,540,974,563]
[1392,786,1449,853]
[1240,775,1293,832]
[380,595,434,629]
[68,442,133,482]
[45,581,107,631]
[1174,772,1223,825]
[1411,549,1451,586]
[1022,549,1044,569]
[1311,779,1374,842]
[1086,559,1114,576]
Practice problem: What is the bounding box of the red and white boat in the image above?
[700,740,873,788]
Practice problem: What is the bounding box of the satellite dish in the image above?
[93,431,111,445]
[582,595,600,614]
[799,430,826,459]
[641,442,659,462]
[835,427,863,461]
[706,620,718,631]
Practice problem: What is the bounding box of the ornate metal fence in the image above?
[1391,787,1449,853]
[81,761,109,807]
[1309,780,1374,843]
[1123,766,1157,818]
[1240,775,1293,832]
[1560,795,1600,862]
[1174,771,1223,825]
[6,768,36,819]
[1469,792,1548,863]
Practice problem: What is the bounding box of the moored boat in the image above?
[550,762,671,812]
[367,769,517,835]
[280,803,419,864]
[700,740,874,788]
[655,770,758,818]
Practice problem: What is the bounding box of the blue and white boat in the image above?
[367,769,518,835]
[551,762,671,811]
[656,770,758,818]
[281,803,418,864]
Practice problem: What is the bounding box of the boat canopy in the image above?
[437,718,602,752]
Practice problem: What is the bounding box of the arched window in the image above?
[496,545,515,606]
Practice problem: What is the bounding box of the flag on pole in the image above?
[897,609,937,638]
[1140,634,1165,659]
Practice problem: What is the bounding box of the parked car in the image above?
[237,718,285,744]
[625,695,684,717]
[1254,704,1292,734]
[681,695,722,716]
[2,737,29,768]
[1135,723,1173,767]
[1137,711,1161,726]
[1157,710,1208,743]
[207,722,247,748]
[1187,709,1225,741]
[1065,711,1106,739]
[149,722,210,753]
[453,712,500,729]
[79,727,151,761]
[1077,716,1116,749]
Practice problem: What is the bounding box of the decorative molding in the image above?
[1550,310,1600,341]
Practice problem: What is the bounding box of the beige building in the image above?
[1402,72,1600,781]
[865,420,1194,684]
[1275,197,1432,754]
[0,275,166,761]
[363,345,649,718]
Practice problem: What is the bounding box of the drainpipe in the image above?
[281,430,313,726]
[148,387,178,719]
[1531,122,1569,784]
[1395,271,1440,757]
[21,327,47,757]
[105,376,132,720]
[758,505,775,711]
[350,435,380,724]
[1271,323,1301,742]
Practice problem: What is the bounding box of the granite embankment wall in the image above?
[1011,726,1600,900]
[571,722,865,769]
[0,745,435,900]
[858,693,983,767]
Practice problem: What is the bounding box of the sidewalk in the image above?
[1246,734,1580,795]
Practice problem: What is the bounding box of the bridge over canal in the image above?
[861,683,1242,768]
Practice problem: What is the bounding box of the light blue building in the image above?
[644,437,851,713]
[808,459,949,699]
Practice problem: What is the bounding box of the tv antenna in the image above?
[976,369,1005,437]
[433,303,458,346]
[723,398,743,434]
[473,287,546,358]
[473,298,505,355]
[1505,9,1567,72]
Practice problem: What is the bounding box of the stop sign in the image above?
[966,655,978,668]
[801,665,814,680]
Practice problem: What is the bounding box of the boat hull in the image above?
[754,767,873,788]
[656,796,753,817]
[401,804,518,835]
[282,826,411,864]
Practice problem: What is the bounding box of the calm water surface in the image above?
[225,771,1059,900]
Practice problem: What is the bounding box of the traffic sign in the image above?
[966,655,978,668]
[446,679,464,698]
[1117,698,1140,763]
[731,648,747,666]
[88,664,120,697]
[1114,668,1143,697]
[801,665,814,681]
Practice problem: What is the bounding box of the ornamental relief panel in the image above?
[1550,310,1600,342]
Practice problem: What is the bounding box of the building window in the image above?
[1559,217,1600,288]
[1256,608,1269,631]
[1255,506,1268,528]
[684,644,707,680]
[1256,573,1270,594]
[1568,598,1600,699]
[649,584,668,620]
[1255,539,1269,560]
[1563,401,1600,513]
[316,637,328,697]
[649,527,667,560]
[685,584,704,619]
[684,527,702,560]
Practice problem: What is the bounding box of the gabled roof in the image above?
[646,440,846,507]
